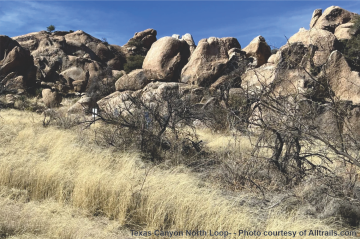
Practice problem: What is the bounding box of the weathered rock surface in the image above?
[322,50,360,104]
[311,6,356,32]
[286,27,338,66]
[5,94,16,105]
[242,36,271,67]
[122,29,157,56]
[115,69,150,91]
[68,96,97,114]
[143,37,190,82]
[181,37,241,87]
[98,81,206,115]
[210,48,248,90]
[334,22,355,40]
[42,88,62,108]
[181,33,196,54]
[12,30,126,93]
[0,35,37,93]
[241,63,277,92]
[267,51,281,65]
[310,9,323,29]
[242,43,317,97]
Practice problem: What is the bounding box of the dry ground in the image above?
[0,109,355,238]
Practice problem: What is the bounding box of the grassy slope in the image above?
[0,109,347,238]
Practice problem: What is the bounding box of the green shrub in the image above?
[127,39,142,47]
[115,72,124,80]
[338,15,360,71]
[123,55,145,73]
[339,36,360,71]
[47,25,55,33]
[351,14,360,35]
[271,48,279,55]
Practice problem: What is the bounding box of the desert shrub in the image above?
[47,25,55,33]
[115,72,124,80]
[87,78,116,102]
[101,37,108,45]
[351,14,360,35]
[339,36,360,71]
[338,15,360,71]
[12,95,45,112]
[271,48,278,55]
[127,39,142,47]
[123,55,145,73]
[92,91,210,163]
[42,108,85,129]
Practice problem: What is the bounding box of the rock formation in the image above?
[334,22,355,40]
[311,6,356,32]
[0,35,37,94]
[242,36,271,67]
[143,36,190,82]
[115,69,150,91]
[122,28,157,57]
[181,37,240,87]
[12,30,126,94]
[42,88,62,108]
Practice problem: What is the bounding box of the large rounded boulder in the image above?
[181,37,240,87]
[42,88,62,108]
[143,36,190,82]
[115,69,150,91]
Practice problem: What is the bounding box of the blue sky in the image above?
[1,1,360,49]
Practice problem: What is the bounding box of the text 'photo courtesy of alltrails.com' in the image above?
[130,229,359,237]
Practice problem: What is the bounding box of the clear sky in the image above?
[1,1,360,49]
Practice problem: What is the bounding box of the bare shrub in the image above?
[42,108,86,129]
[219,36,360,191]
[90,89,210,163]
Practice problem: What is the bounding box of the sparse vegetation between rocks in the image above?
[2,5,360,238]
[124,55,145,73]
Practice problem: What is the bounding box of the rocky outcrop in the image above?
[0,35,37,93]
[115,69,150,91]
[122,29,157,56]
[311,6,356,33]
[97,90,138,116]
[322,50,360,104]
[181,37,241,87]
[267,51,281,65]
[241,63,277,93]
[68,95,97,114]
[210,48,248,90]
[143,37,190,82]
[42,88,62,108]
[12,30,126,93]
[242,43,317,97]
[242,36,271,67]
[132,29,157,48]
[173,33,196,54]
[334,22,354,40]
[286,27,337,66]
[310,9,323,29]
[98,81,206,115]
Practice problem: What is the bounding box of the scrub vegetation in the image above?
[0,108,357,239]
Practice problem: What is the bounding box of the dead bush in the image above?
[89,90,210,164]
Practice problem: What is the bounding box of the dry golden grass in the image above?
[0,186,127,239]
[197,129,254,152]
[0,109,353,239]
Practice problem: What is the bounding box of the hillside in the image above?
[1,5,360,239]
